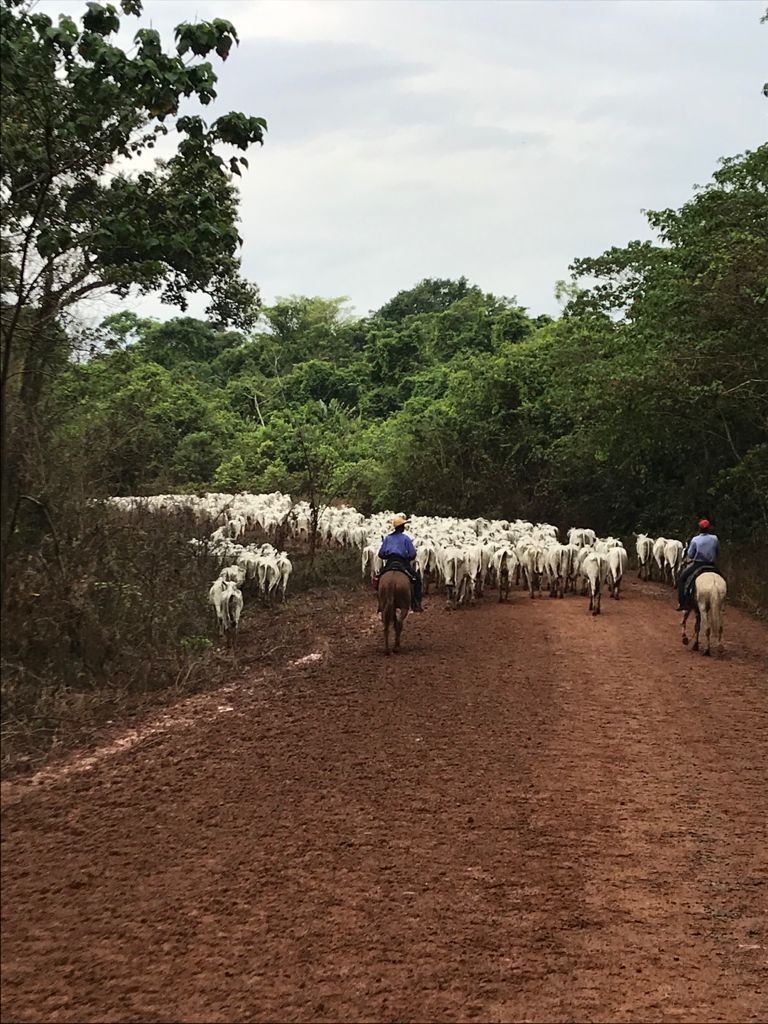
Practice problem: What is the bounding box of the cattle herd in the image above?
[110,493,689,642]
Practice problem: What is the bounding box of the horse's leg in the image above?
[692,608,701,652]
[382,602,391,655]
[701,599,711,656]
[681,608,691,644]
[393,611,402,653]
[717,597,725,656]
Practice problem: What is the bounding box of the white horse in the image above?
[681,572,726,656]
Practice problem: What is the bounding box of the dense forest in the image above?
[47,140,768,543]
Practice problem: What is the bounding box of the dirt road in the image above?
[2,579,767,1023]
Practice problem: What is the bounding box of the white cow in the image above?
[275,551,293,602]
[492,546,517,602]
[561,544,581,593]
[208,579,244,640]
[652,537,667,582]
[607,546,628,599]
[219,564,246,586]
[257,555,281,604]
[361,543,382,580]
[521,543,546,599]
[416,542,440,594]
[664,539,685,585]
[635,533,654,580]
[582,551,608,615]
[440,546,472,608]
[544,543,569,599]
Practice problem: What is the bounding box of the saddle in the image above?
[378,557,415,582]
[682,563,726,607]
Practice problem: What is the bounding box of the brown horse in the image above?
[378,570,411,655]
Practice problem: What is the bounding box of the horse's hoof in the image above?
[703,649,711,657]
[682,635,689,645]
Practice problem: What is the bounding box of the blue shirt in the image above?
[378,531,417,561]
[687,533,719,563]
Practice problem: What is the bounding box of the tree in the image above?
[0,0,268,587]
[256,296,357,373]
[375,276,483,323]
[49,353,241,493]
[564,145,768,537]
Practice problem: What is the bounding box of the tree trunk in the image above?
[1,271,59,601]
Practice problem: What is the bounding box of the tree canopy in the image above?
[43,143,768,545]
[1,0,268,584]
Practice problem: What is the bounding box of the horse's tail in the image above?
[378,582,396,626]
[708,581,726,653]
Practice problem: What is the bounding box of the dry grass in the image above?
[720,542,768,619]
[1,506,361,776]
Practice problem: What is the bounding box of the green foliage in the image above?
[564,143,768,536]
[1,0,266,326]
[34,148,768,552]
[376,276,484,322]
[0,0,271,590]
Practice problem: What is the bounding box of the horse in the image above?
[378,570,411,655]
[681,572,726,656]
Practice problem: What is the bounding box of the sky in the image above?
[42,0,768,322]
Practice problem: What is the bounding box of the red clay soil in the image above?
[2,578,767,1024]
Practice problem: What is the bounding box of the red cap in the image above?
[698,518,711,529]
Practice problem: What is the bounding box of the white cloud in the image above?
[39,0,768,322]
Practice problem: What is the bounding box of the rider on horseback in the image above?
[676,519,720,611]
[378,515,424,612]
